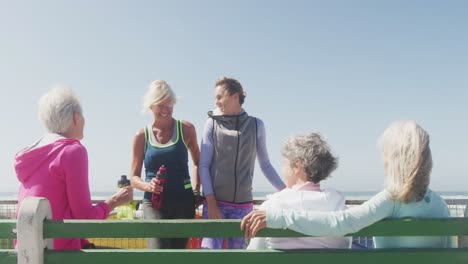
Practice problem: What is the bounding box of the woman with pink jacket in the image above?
[15,87,133,250]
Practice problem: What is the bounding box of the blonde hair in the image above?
[142,80,177,113]
[38,87,82,134]
[380,120,432,203]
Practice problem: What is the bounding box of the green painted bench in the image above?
[2,197,468,264]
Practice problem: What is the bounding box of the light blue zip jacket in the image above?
[267,189,455,248]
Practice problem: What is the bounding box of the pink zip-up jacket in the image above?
[15,138,110,250]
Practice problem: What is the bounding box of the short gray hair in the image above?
[38,87,83,134]
[380,120,432,203]
[142,80,177,113]
[282,133,338,183]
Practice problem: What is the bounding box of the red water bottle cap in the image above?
[158,165,167,174]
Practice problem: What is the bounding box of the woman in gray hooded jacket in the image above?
[199,76,286,249]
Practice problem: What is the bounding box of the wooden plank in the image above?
[44,219,244,238]
[0,250,18,264]
[0,220,16,239]
[43,218,468,238]
[45,248,468,264]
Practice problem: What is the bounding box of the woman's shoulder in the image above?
[134,127,146,139]
[364,189,395,208]
[262,188,345,211]
[259,189,294,209]
[253,116,264,125]
[252,117,265,135]
[179,119,196,130]
[57,139,84,149]
[425,188,450,207]
[320,187,346,202]
[58,139,87,158]
[392,188,450,218]
[301,188,346,210]
[267,188,294,199]
[179,119,197,139]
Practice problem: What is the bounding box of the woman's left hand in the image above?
[241,210,267,238]
[193,190,205,209]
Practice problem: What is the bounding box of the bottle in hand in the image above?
[151,165,167,210]
[116,175,134,220]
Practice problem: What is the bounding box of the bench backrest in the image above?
[3,197,468,264]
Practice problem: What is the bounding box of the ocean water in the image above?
[254,190,468,201]
[2,190,468,201]
[2,191,468,218]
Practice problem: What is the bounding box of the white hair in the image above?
[282,132,338,183]
[142,80,177,113]
[38,87,82,134]
[380,120,432,203]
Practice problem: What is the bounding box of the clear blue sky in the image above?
[1,1,467,194]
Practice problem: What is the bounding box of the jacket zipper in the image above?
[233,115,240,202]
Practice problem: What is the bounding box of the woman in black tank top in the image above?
[129,80,201,249]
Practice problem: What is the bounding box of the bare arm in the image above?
[129,128,162,194]
[182,120,200,191]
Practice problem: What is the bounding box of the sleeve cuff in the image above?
[97,201,111,219]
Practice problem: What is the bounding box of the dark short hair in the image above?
[215,76,246,105]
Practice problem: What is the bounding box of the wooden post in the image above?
[17,197,53,264]
[458,205,468,248]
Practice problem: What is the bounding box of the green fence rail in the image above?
[3,197,468,264]
[44,248,468,264]
[43,217,468,238]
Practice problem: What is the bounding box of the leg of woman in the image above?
[142,201,166,249]
[165,201,196,249]
[200,202,226,249]
[226,205,253,249]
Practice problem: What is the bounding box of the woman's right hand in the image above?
[207,204,222,219]
[107,186,134,209]
[241,210,267,238]
[146,178,164,194]
[206,194,222,219]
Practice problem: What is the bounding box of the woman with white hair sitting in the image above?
[242,121,455,248]
[247,132,350,249]
[15,87,133,250]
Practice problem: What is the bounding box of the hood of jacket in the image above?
[15,138,80,183]
[207,108,250,126]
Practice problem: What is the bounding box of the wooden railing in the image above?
[2,197,468,264]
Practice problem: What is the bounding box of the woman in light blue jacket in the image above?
[241,121,454,248]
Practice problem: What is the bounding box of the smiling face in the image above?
[214,85,240,115]
[150,97,174,120]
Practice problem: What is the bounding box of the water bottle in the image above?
[151,165,167,209]
[116,175,134,220]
